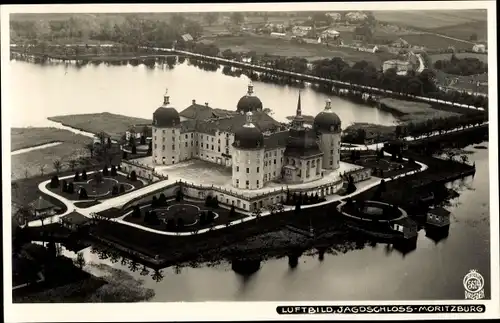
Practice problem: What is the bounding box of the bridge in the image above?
[144,46,486,112]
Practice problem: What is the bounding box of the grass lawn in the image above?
[347,153,422,178]
[378,98,461,123]
[373,10,487,29]
[123,199,246,233]
[11,127,91,152]
[48,112,151,141]
[46,172,143,201]
[210,35,397,65]
[430,21,488,42]
[11,142,91,181]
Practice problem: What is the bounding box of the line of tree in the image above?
[434,54,488,76]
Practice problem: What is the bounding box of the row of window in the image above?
[235,179,260,189]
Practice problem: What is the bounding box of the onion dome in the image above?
[153,88,180,127]
[237,81,263,113]
[233,112,264,150]
[313,98,341,133]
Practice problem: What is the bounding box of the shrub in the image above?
[175,189,183,202]
[130,171,137,181]
[158,193,167,206]
[67,182,75,194]
[176,218,185,229]
[74,171,80,182]
[103,165,109,176]
[205,195,213,207]
[50,175,59,188]
[61,180,68,193]
[111,185,119,195]
[110,165,117,176]
[81,169,87,180]
[132,205,141,218]
[79,187,88,199]
[151,196,158,208]
[119,184,126,193]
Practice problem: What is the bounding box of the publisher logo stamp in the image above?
[463,269,485,300]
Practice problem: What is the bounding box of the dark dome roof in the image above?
[237,95,263,113]
[153,107,180,127]
[314,111,341,133]
[233,126,264,150]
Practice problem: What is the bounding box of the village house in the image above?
[391,217,418,239]
[292,25,312,37]
[59,211,91,232]
[345,12,368,23]
[472,44,486,53]
[426,207,451,228]
[391,38,410,48]
[28,196,60,218]
[125,124,153,141]
[382,59,413,75]
[320,29,340,40]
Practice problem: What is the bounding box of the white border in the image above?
[1,2,498,322]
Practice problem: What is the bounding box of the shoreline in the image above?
[11,141,63,154]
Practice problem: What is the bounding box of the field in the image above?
[11,128,94,181]
[378,98,461,123]
[48,112,152,140]
[210,35,397,65]
[373,10,487,29]
[429,21,488,42]
[400,33,473,50]
[11,127,91,152]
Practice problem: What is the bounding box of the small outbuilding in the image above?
[426,207,451,228]
[60,211,91,232]
[28,196,60,217]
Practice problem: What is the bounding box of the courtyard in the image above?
[134,157,364,198]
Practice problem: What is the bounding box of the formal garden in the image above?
[123,192,246,233]
[341,149,421,178]
[46,165,143,201]
[338,199,406,222]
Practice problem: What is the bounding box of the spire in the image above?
[247,81,254,96]
[296,91,302,117]
[163,88,170,105]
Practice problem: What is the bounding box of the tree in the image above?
[229,205,236,218]
[74,252,86,269]
[152,196,158,208]
[79,187,88,199]
[50,175,60,188]
[74,171,80,182]
[132,145,137,155]
[130,170,137,181]
[176,189,183,202]
[112,185,119,195]
[252,208,262,221]
[39,165,45,176]
[86,143,94,158]
[103,165,109,176]
[147,141,152,155]
[107,137,112,148]
[204,12,219,26]
[110,165,117,176]
[132,205,141,218]
[231,12,245,25]
[82,169,87,180]
[69,160,77,171]
[67,182,75,194]
[460,155,469,164]
[119,184,126,193]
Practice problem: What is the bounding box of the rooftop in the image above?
[29,196,57,211]
[61,211,90,226]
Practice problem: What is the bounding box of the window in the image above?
[211,137,214,142]
[331,149,334,154]
[264,174,267,181]
[206,144,209,149]
[273,171,276,176]
[163,130,165,134]
[246,168,250,174]
[154,136,157,141]
[257,167,260,173]
[185,142,188,147]
[274,151,277,156]
[218,139,221,144]
[246,180,249,186]
[264,161,267,167]
[256,180,259,187]
[218,147,221,152]
[172,129,175,134]
[236,166,239,172]
[274,159,276,165]
[154,144,157,149]
[172,145,175,150]
[185,134,188,139]
[191,133,194,138]
[236,179,239,186]
[330,160,333,165]
[211,145,214,150]
[162,145,165,150]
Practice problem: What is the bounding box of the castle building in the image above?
[151,82,342,190]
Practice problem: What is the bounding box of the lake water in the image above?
[9,60,398,128]
[52,143,489,301]
[11,60,490,300]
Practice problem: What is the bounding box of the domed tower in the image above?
[236,81,263,114]
[313,98,342,170]
[152,88,181,165]
[232,112,265,190]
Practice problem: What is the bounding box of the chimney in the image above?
[192,99,196,105]
[205,102,209,107]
